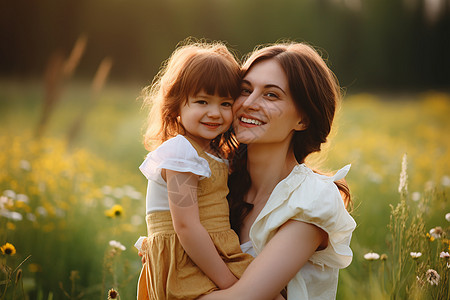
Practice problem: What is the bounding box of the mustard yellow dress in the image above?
[137,135,253,300]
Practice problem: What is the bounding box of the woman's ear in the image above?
[295,118,309,131]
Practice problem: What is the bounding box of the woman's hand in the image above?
[198,219,326,300]
[198,291,285,300]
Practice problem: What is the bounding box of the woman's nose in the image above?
[241,93,259,111]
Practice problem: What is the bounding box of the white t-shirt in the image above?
[240,164,356,300]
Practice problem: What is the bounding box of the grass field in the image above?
[1,79,449,299]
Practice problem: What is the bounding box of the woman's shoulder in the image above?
[280,164,352,221]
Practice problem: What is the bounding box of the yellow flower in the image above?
[108,288,119,299]
[105,204,123,218]
[28,263,42,273]
[1,242,16,256]
[426,232,435,242]
[6,222,16,230]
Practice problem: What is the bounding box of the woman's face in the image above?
[233,59,306,145]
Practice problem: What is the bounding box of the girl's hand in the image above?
[138,251,146,264]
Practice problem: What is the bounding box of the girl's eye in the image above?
[195,100,207,105]
[221,102,233,107]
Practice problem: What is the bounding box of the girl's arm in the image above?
[198,219,327,300]
[165,169,238,289]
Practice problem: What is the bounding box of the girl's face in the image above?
[233,59,306,145]
[179,90,234,149]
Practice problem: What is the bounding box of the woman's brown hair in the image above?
[228,42,352,234]
[142,39,241,155]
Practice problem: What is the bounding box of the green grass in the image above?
[1,79,449,299]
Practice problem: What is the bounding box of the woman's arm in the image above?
[166,169,238,289]
[198,219,327,300]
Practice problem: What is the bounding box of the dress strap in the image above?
[331,164,351,181]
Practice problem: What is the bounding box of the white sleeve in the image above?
[289,168,355,269]
[139,135,211,181]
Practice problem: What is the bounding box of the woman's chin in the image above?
[235,131,260,144]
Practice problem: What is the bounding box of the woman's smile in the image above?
[238,115,266,127]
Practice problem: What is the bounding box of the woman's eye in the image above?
[265,92,279,99]
[241,88,251,96]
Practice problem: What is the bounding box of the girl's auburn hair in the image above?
[141,38,241,155]
[228,42,352,234]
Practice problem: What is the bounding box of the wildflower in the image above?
[440,251,450,259]
[3,189,16,199]
[109,240,126,251]
[380,254,388,261]
[429,227,443,239]
[426,232,435,242]
[1,242,16,256]
[19,159,31,171]
[26,213,37,222]
[398,153,408,194]
[364,252,380,260]
[105,204,123,218]
[16,194,29,203]
[446,213,450,222]
[36,206,48,217]
[442,175,450,187]
[102,185,113,195]
[112,187,124,199]
[108,288,119,299]
[28,263,42,273]
[0,211,23,221]
[6,222,16,230]
[410,252,422,259]
[426,269,440,285]
[0,196,9,209]
[411,192,421,201]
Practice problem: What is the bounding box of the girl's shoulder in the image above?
[139,135,211,181]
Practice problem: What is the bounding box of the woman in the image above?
[200,42,356,299]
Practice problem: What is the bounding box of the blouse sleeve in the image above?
[288,173,356,269]
[139,135,211,181]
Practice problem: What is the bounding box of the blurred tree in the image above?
[0,0,448,91]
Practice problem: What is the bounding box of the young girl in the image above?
[135,40,253,300]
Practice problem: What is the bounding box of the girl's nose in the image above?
[207,105,221,118]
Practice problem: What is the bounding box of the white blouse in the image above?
[241,164,356,300]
